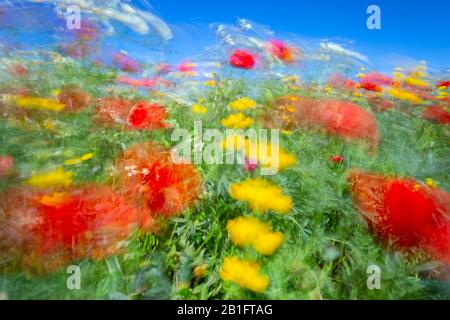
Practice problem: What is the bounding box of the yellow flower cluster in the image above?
[64,152,95,166]
[220,256,269,293]
[191,104,208,114]
[229,178,292,214]
[388,88,423,104]
[247,142,297,171]
[229,97,257,111]
[221,135,297,171]
[221,113,254,128]
[27,167,73,188]
[404,76,429,88]
[227,216,283,255]
[14,96,65,111]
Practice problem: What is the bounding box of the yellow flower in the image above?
[191,104,208,114]
[204,80,217,87]
[426,178,438,189]
[404,77,429,88]
[221,136,297,171]
[227,216,283,255]
[220,256,269,293]
[392,71,404,79]
[229,97,257,111]
[282,75,300,84]
[221,113,254,128]
[221,134,247,150]
[64,152,95,165]
[229,178,292,214]
[193,264,207,279]
[388,88,423,104]
[14,96,65,111]
[27,167,73,188]
[356,73,366,78]
[245,142,297,171]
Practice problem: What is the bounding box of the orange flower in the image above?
[115,142,202,217]
[57,85,91,112]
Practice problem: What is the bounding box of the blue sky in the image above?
[1,1,448,71]
[145,0,450,69]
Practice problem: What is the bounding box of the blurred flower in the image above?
[229,178,292,214]
[14,96,65,112]
[8,63,28,77]
[388,87,423,104]
[0,185,144,272]
[204,80,217,87]
[422,105,450,124]
[178,61,196,73]
[113,53,140,73]
[243,157,258,172]
[229,49,255,70]
[404,76,429,88]
[268,96,380,151]
[57,85,91,112]
[27,167,73,188]
[220,256,268,293]
[229,97,256,111]
[436,80,450,88]
[227,216,283,255]
[95,98,133,126]
[64,152,95,166]
[348,170,450,264]
[425,178,438,189]
[0,155,14,178]
[127,102,169,130]
[117,76,157,88]
[191,104,208,114]
[115,142,202,218]
[267,39,299,64]
[193,264,207,279]
[221,113,254,128]
[329,155,344,164]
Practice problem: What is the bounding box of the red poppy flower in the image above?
[422,105,450,124]
[229,49,255,70]
[267,40,298,64]
[271,96,380,151]
[0,155,14,177]
[127,102,169,130]
[348,170,450,263]
[0,186,147,272]
[8,63,28,77]
[437,80,450,88]
[329,155,344,164]
[359,81,383,92]
[178,61,195,73]
[328,73,357,90]
[96,99,168,130]
[115,142,202,217]
[362,72,393,86]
